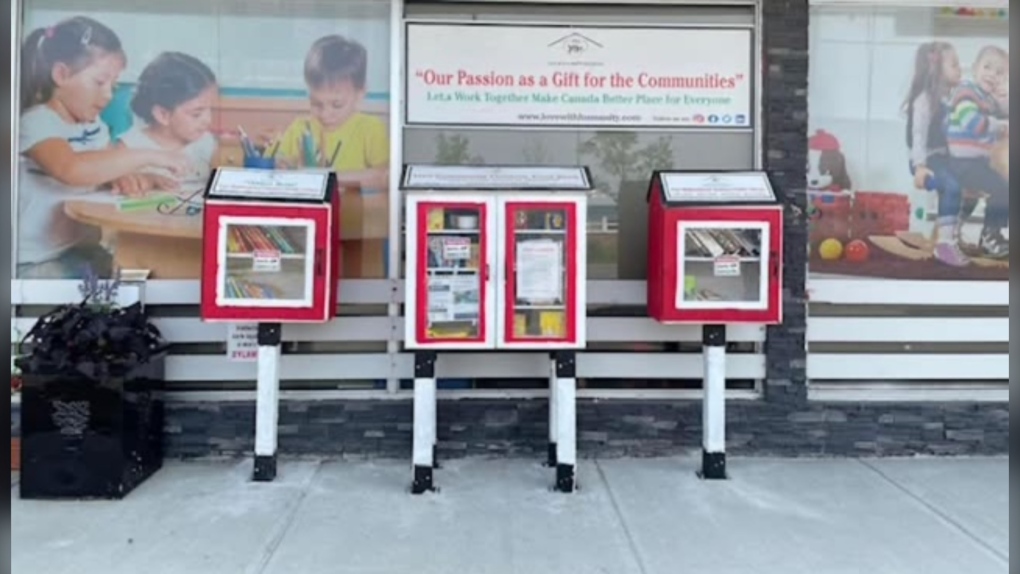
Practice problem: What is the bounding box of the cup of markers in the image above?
[238,125,277,169]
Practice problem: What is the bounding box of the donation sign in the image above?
[406,23,753,128]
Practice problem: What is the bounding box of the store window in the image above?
[807,5,1009,283]
[401,3,756,281]
[398,3,759,391]
[14,0,392,281]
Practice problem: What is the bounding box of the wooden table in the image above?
[65,198,204,278]
[65,189,390,280]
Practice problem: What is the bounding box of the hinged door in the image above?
[215,215,318,308]
[676,220,770,312]
[497,197,585,348]
[406,195,496,349]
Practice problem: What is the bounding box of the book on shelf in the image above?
[685,228,761,258]
[227,225,301,254]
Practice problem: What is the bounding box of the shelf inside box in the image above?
[226,223,309,255]
[428,267,479,273]
[511,308,568,339]
[227,252,306,260]
[685,256,760,263]
[514,229,566,235]
[681,260,763,304]
[222,260,308,302]
[425,206,482,234]
[513,207,569,233]
[682,227,762,259]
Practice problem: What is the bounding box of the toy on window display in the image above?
[806,130,853,250]
[844,239,870,263]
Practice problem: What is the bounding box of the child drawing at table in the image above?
[17,16,189,279]
[946,45,1010,258]
[113,51,219,195]
[271,35,389,189]
[903,41,968,266]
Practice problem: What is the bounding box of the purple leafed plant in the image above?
[15,265,167,381]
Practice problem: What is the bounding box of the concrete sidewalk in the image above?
[11,456,1008,574]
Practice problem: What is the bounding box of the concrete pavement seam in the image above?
[857,459,1008,566]
[245,460,325,574]
[594,459,650,574]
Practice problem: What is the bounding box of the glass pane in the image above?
[222,223,309,301]
[808,5,1009,282]
[15,0,391,280]
[681,226,762,303]
[510,208,568,339]
[422,206,483,340]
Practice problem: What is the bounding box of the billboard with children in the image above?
[807,6,1008,282]
[14,2,392,280]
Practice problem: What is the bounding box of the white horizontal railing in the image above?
[807,278,1009,401]
[10,278,766,393]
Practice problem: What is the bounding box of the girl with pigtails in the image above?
[17,16,188,278]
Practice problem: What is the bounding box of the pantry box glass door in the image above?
[499,199,581,347]
[411,199,494,348]
[675,220,769,311]
[215,216,316,308]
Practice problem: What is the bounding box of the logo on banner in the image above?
[547,32,603,57]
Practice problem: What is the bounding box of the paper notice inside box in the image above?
[442,237,471,260]
[516,239,563,302]
[713,255,741,277]
[252,250,282,272]
[427,274,480,324]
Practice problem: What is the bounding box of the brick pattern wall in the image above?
[159,400,1008,460]
[11,2,1007,460]
[762,0,810,406]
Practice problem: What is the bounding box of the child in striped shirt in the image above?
[945,45,1009,258]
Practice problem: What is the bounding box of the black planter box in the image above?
[19,358,165,499]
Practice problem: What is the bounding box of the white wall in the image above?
[23,0,391,93]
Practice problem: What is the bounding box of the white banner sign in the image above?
[406,24,753,128]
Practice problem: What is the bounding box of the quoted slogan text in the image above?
[414,68,745,108]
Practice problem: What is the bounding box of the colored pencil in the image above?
[328,140,343,168]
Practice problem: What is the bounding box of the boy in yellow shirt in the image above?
[273,35,389,189]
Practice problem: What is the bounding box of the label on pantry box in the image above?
[713,255,741,277]
[252,250,282,272]
[442,237,471,260]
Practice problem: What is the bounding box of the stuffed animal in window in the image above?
[806,129,853,251]
[807,129,852,192]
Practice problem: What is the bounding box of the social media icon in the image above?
[708,115,719,124]
[722,115,732,123]
[693,114,705,123]
[735,114,746,124]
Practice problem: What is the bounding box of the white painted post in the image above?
[253,323,282,482]
[411,351,437,494]
[547,356,557,467]
[700,325,727,480]
[553,351,577,492]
